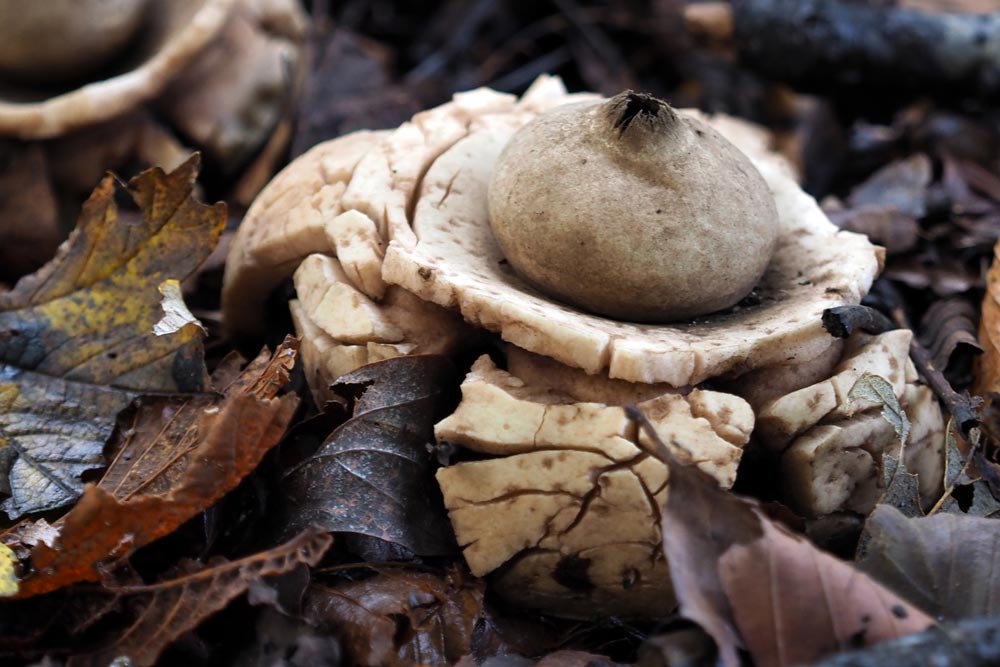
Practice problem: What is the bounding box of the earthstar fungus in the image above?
[487,91,779,322]
[222,77,945,615]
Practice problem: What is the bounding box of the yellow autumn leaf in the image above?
[0,542,18,597]
[0,155,225,518]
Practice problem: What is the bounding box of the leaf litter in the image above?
[628,407,932,667]
[0,156,224,519]
[9,3,1000,665]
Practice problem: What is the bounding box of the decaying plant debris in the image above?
[4,1,1000,666]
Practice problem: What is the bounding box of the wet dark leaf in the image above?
[293,28,422,157]
[280,355,458,556]
[806,616,1000,667]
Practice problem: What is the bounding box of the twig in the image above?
[624,405,677,466]
[829,285,983,436]
[821,305,897,338]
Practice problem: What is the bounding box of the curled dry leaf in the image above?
[0,155,225,518]
[975,235,1000,397]
[8,338,300,598]
[858,504,1000,619]
[631,411,933,667]
[67,527,331,667]
[280,355,458,557]
[917,298,981,381]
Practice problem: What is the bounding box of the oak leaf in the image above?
[9,338,300,598]
[0,155,225,518]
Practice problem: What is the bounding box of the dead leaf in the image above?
[152,279,204,336]
[629,410,933,667]
[859,504,1000,619]
[66,527,331,667]
[0,155,225,518]
[880,453,924,518]
[847,154,931,218]
[304,569,486,667]
[280,355,458,557]
[917,299,982,382]
[975,235,1000,397]
[848,373,911,443]
[0,543,17,597]
[719,516,933,667]
[827,205,920,255]
[848,373,922,516]
[9,339,300,598]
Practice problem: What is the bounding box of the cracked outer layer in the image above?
[223,130,389,335]
[435,355,752,616]
[381,102,883,386]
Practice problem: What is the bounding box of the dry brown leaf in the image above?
[859,504,1000,619]
[304,569,487,667]
[719,515,933,667]
[630,410,933,667]
[0,155,225,518]
[975,237,1000,397]
[918,298,982,380]
[67,527,331,667]
[9,339,300,598]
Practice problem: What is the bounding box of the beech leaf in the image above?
[629,410,933,667]
[0,155,225,518]
[718,514,933,667]
[280,355,458,556]
[8,339,300,598]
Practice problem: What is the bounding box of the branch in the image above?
[687,0,1000,101]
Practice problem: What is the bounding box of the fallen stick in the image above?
[686,0,1000,100]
